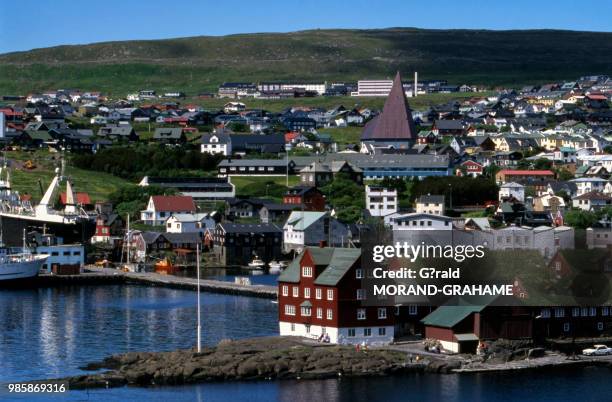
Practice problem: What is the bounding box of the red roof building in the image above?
[495,169,555,184]
[141,195,196,226]
[59,192,92,206]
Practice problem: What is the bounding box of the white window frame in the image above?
[285,305,295,316]
[315,288,322,300]
[357,308,366,320]
[304,287,310,299]
[282,285,288,296]
[292,286,299,297]
[378,308,387,319]
[327,289,334,300]
[302,266,313,277]
[316,308,323,319]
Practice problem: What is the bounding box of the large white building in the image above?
[499,182,525,202]
[366,185,398,217]
[415,195,445,216]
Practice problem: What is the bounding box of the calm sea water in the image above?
[0,285,610,402]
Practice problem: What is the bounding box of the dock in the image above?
[33,267,278,299]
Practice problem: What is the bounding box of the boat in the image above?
[0,230,49,282]
[268,260,283,274]
[0,251,49,281]
[247,257,266,270]
[154,258,177,275]
[0,163,96,247]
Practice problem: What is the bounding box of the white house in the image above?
[572,191,612,211]
[570,178,608,196]
[366,185,398,217]
[499,182,525,202]
[223,102,246,113]
[283,211,349,253]
[165,212,217,235]
[415,194,445,216]
[140,195,196,226]
[201,132,232,156]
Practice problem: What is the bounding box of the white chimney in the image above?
[0,112,5,138]
[414,72,418,98]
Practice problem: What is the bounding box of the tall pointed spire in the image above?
[361,71,417,142]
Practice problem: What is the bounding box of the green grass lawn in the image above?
[5,150,131,202]
[231,175,300,202]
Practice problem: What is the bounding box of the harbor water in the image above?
[1,285,611,401]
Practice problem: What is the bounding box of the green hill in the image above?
[0,28,611,95]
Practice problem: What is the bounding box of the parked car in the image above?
[582,344,612,356]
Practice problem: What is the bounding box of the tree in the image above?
[556,168,574,181]
[320,173,364,223]
[533,158,553,170]
[564,210,598,229]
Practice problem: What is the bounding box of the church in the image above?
[360,71,417,153]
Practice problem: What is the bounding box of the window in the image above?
[408,305,418,315]
[581,307,589,316]
[302,266,313,277]
[590,307,597,316]
[291,323,295,332]
[327,289,334,300]
[572,307,580,317]
[304,288,310,298]
[378,327,386,336]
[327,309,333,320]
[603,307,610,316]
[356,289,366,300]
[356,269,364,279]
[316,308,323,319]
[363,328,372,337]
[395,306,400,316]
[348,328,356,337]
[285,305,296,316]
[598,322,604,331]
[282,285,288,296]
[563,323,570,332]
[541,309,551,318]
[554,308,564,318]
[305,324,310,334]
[301,306,312,317]
[378,308,387,319]
[315,288,322,299]
[357,308,366,320]
[292,287,298,297]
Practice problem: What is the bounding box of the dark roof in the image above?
[361,72,417,141]
[417,194,445,204]
[218,223,282,234]
[278,247,361,285]
[153,128,183,139]
[164,232,200,244]
[574,191,612,201]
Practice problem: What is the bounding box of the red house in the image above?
[455,160,484,177]
[60,192,93,210]
[278,246,395,344]
[282,186,326,211]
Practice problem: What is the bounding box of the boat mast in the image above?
[196,242,201,353]
[126,213,130,263]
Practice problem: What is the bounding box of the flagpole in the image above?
[196,242,201,353]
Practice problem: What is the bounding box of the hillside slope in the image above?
[1,28,611,94]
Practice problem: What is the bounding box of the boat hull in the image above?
[0,255,48,282]
[0,214,96,246]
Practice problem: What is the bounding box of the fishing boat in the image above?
[0,163,96,247]
[0,230,49,282]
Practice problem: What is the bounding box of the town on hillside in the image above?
[1,70,612,354]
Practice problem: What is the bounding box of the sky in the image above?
[1,0,611,54]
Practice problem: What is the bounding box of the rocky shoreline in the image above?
[39,336,612,390]
[43,337,459,389]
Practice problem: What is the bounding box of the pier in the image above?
[33,267,278,299]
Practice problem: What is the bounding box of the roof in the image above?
[573,191,612,201]
[166,212,214,222]
[153,127,183,139]
[218,223,282,234]
[500,182,525,188]
[498,169,554,176]
[361,72,417,141]
[278,247,361,285]
[417,194,445,204]
[59,192,91,205]
[150,195,196,212]
[421,305,486,328]
[454,333,479,341]
[284,211,327,230]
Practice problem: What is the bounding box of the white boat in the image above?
[0,253,49,281]
[268,260,283,274]
[247,257,266,270]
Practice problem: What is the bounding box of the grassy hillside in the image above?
[1,28,611,94]
[5,151,131,202]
